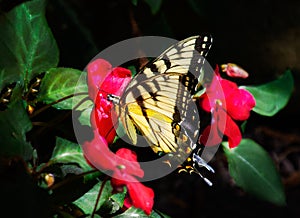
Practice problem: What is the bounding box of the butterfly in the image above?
[108,35,214,185]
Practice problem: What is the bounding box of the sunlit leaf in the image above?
[0,0,59,90]
[50,137,93,172]
[243,70,294,116]
[38,68,89,110]
[222,139,286,206]
[73,180,113,215]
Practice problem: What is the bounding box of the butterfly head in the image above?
[107,93,121,105]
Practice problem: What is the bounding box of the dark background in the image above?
[3,0,300,217]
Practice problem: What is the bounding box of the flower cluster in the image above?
[199,65,256,148]
[83,58,256,215]
[83,59,154,215]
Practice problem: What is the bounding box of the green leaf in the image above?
[131,0,139,6]
[127,65,138,78]
[0,98,33,160]
[73,180,113,215]
[37,67,89,110]
[243,70,294,116]
[151,210,171,218]
[114,207,148,218]
[99,188,126,215]
[110,187,127,208]
[143,0,162,15]
[0,0,59,90]
[114,207,169,218]
[78,101,93,127]
[222,139,286,206]
[50,137,93,172]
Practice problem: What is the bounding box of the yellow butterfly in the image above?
[108,35,214,184]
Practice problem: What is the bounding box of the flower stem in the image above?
[91,177,109,218]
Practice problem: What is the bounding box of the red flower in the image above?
[199,66,255,148]
[84,59,154,215]
[111,149,154,215]
[82,134,154,215]
[87,59,132,144]
[82,130,144,178]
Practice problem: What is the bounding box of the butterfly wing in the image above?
[117,35,213,159]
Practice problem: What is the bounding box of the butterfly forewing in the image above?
[115,34,212,165]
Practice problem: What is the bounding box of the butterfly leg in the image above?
[191,167,213,186]
[191,153,215,186]
[192,153,215,173]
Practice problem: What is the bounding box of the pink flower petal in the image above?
[100,67,131,97]
[82,129,116,170]
[111,173,154,215]
[126,180,154,215]
[199,93,212,112]
[224,114,242,148]
[87,59,112,101]
[199,108,223,147]
[116,148,139,162]
[226,88,256,121]
[82,131,144,178]
[115,148,144,178]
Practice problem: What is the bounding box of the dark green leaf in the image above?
[243,70,294,116]
[187,0,204,15]
[0,0,59,90]
[99,191,124,215]
[222,139,286,206]
[60,164,85,176]
[50,137,93,172]
[240,120,247,133]
[143,0,162,15]
[151,210,171,218]
[131,0,139,6]
[73,180,113,215]
[127,65,138,78]
[38,67,89,110]
[0,98,33,160]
